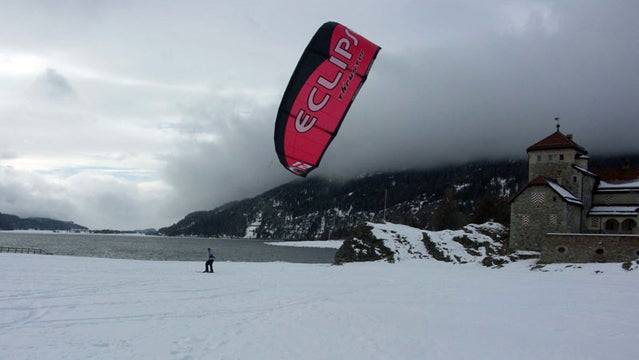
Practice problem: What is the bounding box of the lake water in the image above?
[0,232,338,264]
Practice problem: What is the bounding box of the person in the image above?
[205,247,215,273]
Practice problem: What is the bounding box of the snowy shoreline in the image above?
[2,253,638,359]
[265,240,344,249]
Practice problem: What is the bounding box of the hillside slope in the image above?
[335,221,523,267]
[160,154,639,240]
[160,159,526,239]
[0,213,88,231]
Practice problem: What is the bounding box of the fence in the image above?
[0,247,53,255]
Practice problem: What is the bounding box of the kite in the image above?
[274,21,380,177]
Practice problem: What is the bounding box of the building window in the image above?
[595,248,604,255]
[548,154,553,162]
[622,219,637,233]
[605,219,619,232]
[559,154,564,161]
[557,246,567,254]
[573,176,577,183]
[590,218,600,228]
[537,155,542,162]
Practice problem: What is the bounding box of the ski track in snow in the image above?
[1,253,639,359]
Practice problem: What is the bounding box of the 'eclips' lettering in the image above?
[294,28,363,134]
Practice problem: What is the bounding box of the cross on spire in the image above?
[555,116,560,131]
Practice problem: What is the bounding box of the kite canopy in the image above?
[274,21,380,177]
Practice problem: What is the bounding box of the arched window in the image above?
[605,219,619,232]
[621,219,637,233]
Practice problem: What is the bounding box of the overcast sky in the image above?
[1,0,638,230]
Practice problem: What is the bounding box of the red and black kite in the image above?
[274,22,380,177]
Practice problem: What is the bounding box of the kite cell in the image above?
[274,21,380,177]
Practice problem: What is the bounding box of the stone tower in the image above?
[526,129,589,196]
[509,128,596,250]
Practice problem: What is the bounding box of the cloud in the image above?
[162,92,289,215]
[1,1,639,229]
[321,2,639,175]
[0,150,19,160]
[0,166,75,221]
[0,51,47,76]
[0,166,175,229]
[28,68,77,102]
[499,1,559,36]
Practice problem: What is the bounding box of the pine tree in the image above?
[471,192,510,225]
[431,188,464,231]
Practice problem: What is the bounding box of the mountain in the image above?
[160,159,526,239]
[0,213,88,232]
[160,154,639,240]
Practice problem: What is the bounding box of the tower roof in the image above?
[526,131,588,154]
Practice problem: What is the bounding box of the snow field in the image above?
[1,253,638,359]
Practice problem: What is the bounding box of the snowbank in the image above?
[337,222,514,266]
[2,254,638,359]
[266,240,344,249]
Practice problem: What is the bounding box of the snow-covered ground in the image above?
[266,240,344,249]
[2,253,638,359]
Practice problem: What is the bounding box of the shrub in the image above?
[334,224,394,264]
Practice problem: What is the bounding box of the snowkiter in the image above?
[205,248,215,273]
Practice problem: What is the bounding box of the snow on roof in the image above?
[546,180,583,205]
[509,176,583,205]
[573,165,598,178]
[589,206,639,216]
[598,180,639,191]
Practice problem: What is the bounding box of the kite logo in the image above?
[339,49,364,101]
[295,110,317,133]
[289,162,313,174]
[294,29,361,134]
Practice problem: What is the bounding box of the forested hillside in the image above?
[159,159,525,239]
[0,213,88,231]
[160,154,639,240]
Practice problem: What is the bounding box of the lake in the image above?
[0,232,338,263]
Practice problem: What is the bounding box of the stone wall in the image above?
[510,186,582,251]
[540,233,639,263]
[593,191,639,205]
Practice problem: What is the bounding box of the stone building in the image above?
[509,127,639,263]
